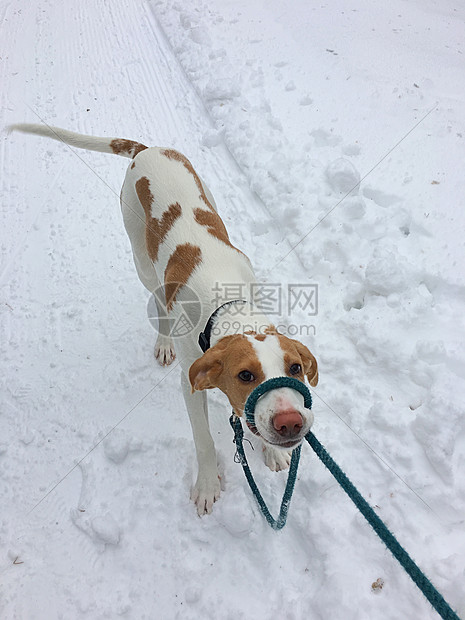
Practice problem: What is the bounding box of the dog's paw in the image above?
[154,336,176,366]
[263,444,292,472]
[191,473,221,516]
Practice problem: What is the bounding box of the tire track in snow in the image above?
[144,6,286,255]
[0,162,65,288]
[146,4,307,272]
[94,0,190,143]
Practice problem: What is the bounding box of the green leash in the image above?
[229,415,301,530]
[231,377,461,620]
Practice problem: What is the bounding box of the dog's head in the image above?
[189,330,318,449]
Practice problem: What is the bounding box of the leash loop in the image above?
[231,377,309,529]
[230,414,301,530]
[244,376,312,427]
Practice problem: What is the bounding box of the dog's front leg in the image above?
[181,371,220,515]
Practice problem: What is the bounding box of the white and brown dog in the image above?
[10,124,318,515]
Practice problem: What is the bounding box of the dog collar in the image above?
[198,299,248,352]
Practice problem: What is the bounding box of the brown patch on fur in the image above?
[131,161,136,169]
[276,334,319,387]
[162,148,214,211]
[243,327,277,342]
[110,138,148,158]
[135,176,153,214]
[150,203,182,261]
[189,335,265,416]
[193,208,238,250]
[163,149,247,258]
[164,244,202,311]
[135,176,182,262]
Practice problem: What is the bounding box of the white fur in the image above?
[8,123,128,156]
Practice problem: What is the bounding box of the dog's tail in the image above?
[8,123,148,159]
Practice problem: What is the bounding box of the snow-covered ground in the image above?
[1,0,465,618]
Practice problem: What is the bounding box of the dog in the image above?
[9,124,319,515]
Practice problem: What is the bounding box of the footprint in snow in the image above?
[325,157,361,195]
[363,185,401,208]
[71,509,121,551]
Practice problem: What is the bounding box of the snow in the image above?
[1,0,465,618]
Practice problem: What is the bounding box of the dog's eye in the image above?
[289,363,302,375]
[238,370,255,382]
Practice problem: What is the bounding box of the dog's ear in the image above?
[292,340,319,387]
[189,347,225,392]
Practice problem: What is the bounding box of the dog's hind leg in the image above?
[151,286,176,365]
[120,179,175,365]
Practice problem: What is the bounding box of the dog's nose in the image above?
[273,410,303,437]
